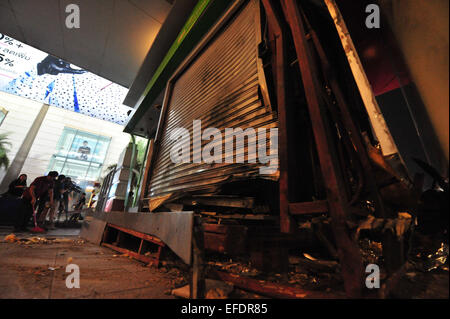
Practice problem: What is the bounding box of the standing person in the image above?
[36,193,50,222]
[14,171,58,232]
[74,193,86,210]
[39,175,66,229]
[60,177,73,221]
[6,174,27,197]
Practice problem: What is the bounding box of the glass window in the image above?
[48,127,111,183]
[55,127,76,157]
[0,106,7,126]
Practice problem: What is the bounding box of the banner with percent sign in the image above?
[0,33,133,125]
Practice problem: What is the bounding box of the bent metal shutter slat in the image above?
[147,0,278,200]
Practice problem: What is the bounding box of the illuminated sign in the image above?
[0,33,132,125]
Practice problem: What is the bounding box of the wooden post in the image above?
[281,0,364,297]
[138,138,154,211]
[191,217,205,299]
[261,0,296,234]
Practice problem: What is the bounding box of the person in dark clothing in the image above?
[74,193,86,210]
[59,177,72,222]
[7,174,27,197]
[14,171,58,232]
[39,175,66,228]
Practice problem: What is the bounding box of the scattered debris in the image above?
[360,239,383,265]
[355,212,414,240]
[425,243,448,272]
[303,253,317,261]
[171,284,190,299]
[171,279,234,299]
[2,236,85,245]
[206,260,260,277]
[4,234,17,243]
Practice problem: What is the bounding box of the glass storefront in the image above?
[48,127,111,183]
[0,106,7,126]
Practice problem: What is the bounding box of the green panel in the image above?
[124,0,233,134]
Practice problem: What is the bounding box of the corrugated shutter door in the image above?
[148,0,277,199]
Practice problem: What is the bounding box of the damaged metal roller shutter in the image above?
[147,0,277,207]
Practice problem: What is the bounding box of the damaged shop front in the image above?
[81,0,449,299]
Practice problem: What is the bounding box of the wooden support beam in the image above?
[138,139,154,211]
[181,195,255,209]
[191,219,205,299]
[281,0,364,297]
[298,6,387,218]
[137,239,143,255]
[289,200,328,215]
[261,0,296,234]
[210,270,346,299]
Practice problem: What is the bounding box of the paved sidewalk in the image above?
[0,227,178,299]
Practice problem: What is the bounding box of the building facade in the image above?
[0,91,130,194]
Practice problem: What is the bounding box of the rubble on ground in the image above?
[2,234,85,245]
[171,279,234,299]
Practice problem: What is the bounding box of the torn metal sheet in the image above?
[79,215,107,245]
[80,210,194,264]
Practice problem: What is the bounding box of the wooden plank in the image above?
[181,195,255,209]
[211,270,345,299]
[203,231,247,255]
[203,232,228,254]
[137,239,143,255]
[101,243,159,266]
[289,200,328,215]
[199,213,277,220]
[107,223,164,246]
[202,223,247,234]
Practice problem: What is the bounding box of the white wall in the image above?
[0,91,131,184]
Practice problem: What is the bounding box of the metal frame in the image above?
[101,223,165,267]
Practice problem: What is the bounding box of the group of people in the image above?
[4,172,87,232]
